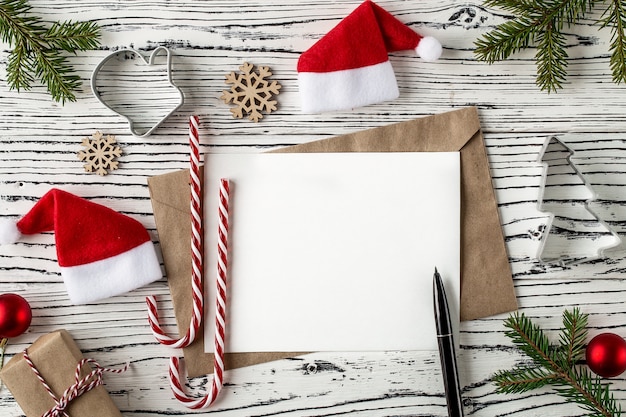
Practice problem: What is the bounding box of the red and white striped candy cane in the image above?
[168,179,230,408]
[146,115,204,349]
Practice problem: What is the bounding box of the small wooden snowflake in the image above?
[77,131,122,176]
[220,62,281,122]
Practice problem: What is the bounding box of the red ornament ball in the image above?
[586,332,626,378]
[0,293,32,339]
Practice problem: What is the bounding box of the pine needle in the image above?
[0,0,100,103]
[492,308,622,417]
[475,0,626,92]
[600,0,626,84]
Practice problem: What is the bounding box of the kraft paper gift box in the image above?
[0,330,123,417]
[147,106,518,377]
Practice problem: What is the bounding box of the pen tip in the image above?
[433,267,441,286]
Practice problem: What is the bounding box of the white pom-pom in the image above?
[416,36,442,62]
[0,218,21,245]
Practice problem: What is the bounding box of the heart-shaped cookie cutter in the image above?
[91,46,185,137]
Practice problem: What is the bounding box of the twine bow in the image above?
[22,348,129,417]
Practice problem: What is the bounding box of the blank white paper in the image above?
[203,152,460,353]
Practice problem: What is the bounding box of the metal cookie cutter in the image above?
[91,46,184,137]
[536,136,621,266]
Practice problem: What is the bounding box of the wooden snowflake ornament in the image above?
[77,131,122,176]
[220,62,281,122]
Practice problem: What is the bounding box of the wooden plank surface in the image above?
[1,1,626,416]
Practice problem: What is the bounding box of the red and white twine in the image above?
[22,348,129,417]
[146,115,231,408]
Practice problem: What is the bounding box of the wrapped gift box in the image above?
[0,329,123,417]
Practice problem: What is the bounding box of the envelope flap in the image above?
[147,169,194,325]
[147,168,193,210]
[274,107,480,154]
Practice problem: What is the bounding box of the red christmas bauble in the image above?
[0,293,32,339]
[586,332,626,378]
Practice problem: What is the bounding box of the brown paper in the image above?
[147,106,518,377]
[0,330,122,417]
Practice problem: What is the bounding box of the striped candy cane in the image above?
[168,179,230,408]
[146,115,231,408]
[146,115,204,349]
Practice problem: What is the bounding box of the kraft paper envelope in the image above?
[147,106,518,377]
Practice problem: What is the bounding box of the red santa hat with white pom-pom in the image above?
[0,188,162,304]
[297,0,442,114]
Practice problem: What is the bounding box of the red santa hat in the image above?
[0,188,162,304]
[297,0,442,114]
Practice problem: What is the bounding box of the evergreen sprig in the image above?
[474,0,626,92]
[493,308,622,417]
[0,0,100,103]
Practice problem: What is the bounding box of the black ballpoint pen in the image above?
[433,267,464,417]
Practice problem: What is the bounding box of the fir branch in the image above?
[556,366,622,417]
[492,366,561,393]
[475,0,625,92]
[482,0,540,16]
[559,306,588,367]
[0,0,100,103]
[6,39,33,91]
[34,49,81,104]
[600,0,626,84]
[535,20,568,92]
[474,17,537,62]
[502,311,557,367]
[45,20,101,52]
[492,308,622,417]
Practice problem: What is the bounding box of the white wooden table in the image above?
[1,1,626,416]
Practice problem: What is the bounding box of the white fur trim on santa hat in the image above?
[0,218,21,245]
[415,36,442,62]
[299,61,400,114]
[61,240,162,304]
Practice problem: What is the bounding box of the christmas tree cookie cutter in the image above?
[536,136,621,266]
[91,46,185,137]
